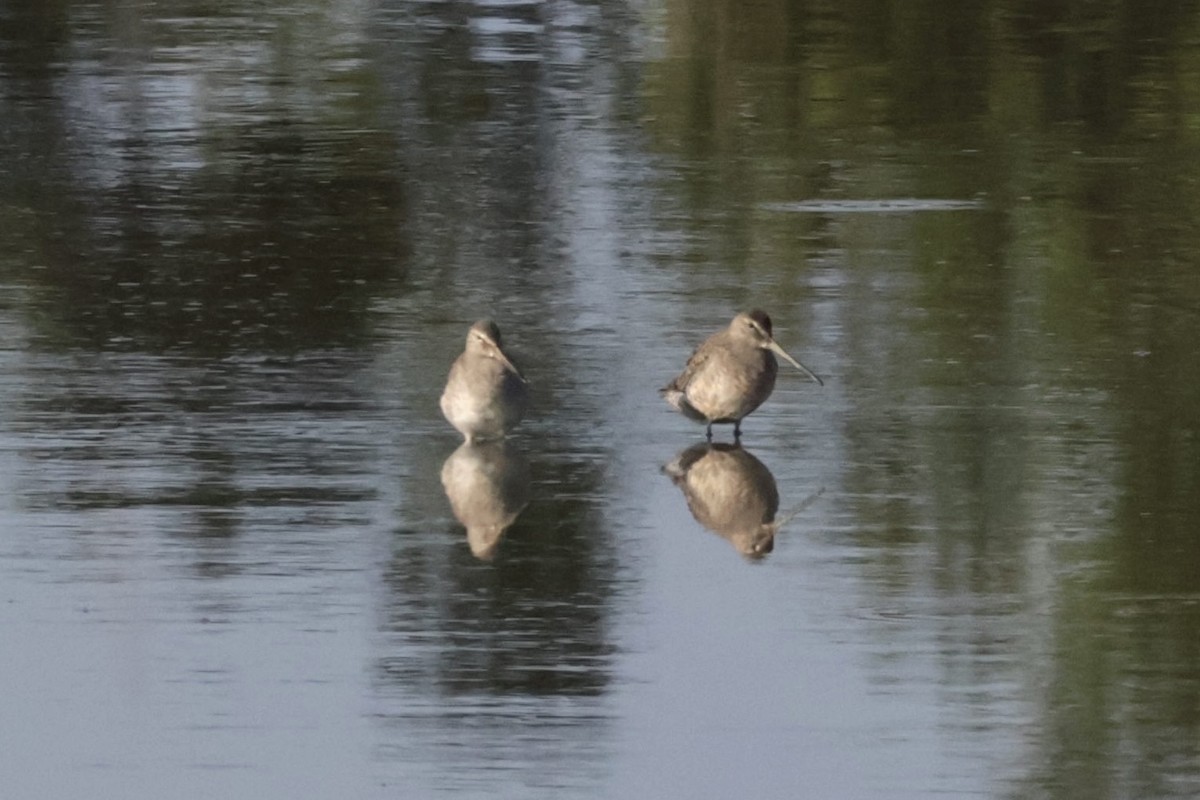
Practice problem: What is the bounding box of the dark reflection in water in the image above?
[440,439,531,560]
[372,436,618,786]
[11,351,382,545]
[38,125,404,354]
[1,2,405,356]
[379,441,616,694]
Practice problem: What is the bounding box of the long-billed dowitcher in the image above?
[440,320,529,443]
[661,309,822,440]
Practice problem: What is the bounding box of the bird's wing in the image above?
[661,338,715,393]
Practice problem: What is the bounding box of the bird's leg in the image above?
[733,420,742,440]
[705,422,714,442]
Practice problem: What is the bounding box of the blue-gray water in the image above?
[3,2,1200,798]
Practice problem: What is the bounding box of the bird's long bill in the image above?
[496,350,528,384]
[768,340,824,386]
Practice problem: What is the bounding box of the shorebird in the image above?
[661,309,822,440]
[440,320,529,443]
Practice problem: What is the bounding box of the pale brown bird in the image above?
[440,320,529,443]
[661,310,822,440]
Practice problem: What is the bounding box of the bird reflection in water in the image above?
[664,442,819,559]
[440,439,531,560]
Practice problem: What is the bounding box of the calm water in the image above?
[3,2,1200,798]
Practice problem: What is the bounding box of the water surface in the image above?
[3,2,1200,798]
